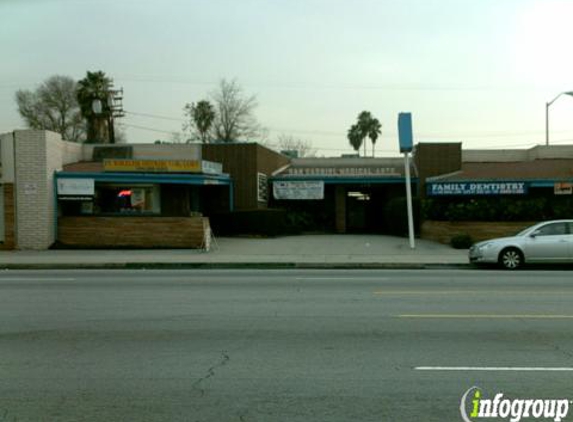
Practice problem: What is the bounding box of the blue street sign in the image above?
[398,112,413,153]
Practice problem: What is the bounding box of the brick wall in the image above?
[0,184,15,250]
[421,220,536,245]
[61,140,83,165]
[13,130,83,250]
[58,216,209,248]
[14,130,51,250]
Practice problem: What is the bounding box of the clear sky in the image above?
[1,0,573,156]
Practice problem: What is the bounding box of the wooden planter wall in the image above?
[58,216,210,248]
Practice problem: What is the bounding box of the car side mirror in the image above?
[530,230,540,238]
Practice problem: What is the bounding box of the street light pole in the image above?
[545,91,573,146]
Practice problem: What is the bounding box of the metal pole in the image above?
[108,115,115,144]
[546,102,549,146]
[404,151,415,249]
[545,92,573,146]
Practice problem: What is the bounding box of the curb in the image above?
[0,262,472,270]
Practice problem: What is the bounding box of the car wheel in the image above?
[499,248,523,270]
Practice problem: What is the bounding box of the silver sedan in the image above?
[469,220,573,269]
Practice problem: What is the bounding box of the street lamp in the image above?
[546,91,573,145]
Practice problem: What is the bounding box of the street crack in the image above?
[192,350,230,397]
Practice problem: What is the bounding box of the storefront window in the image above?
[93,184,160,215]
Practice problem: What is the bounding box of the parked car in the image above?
[469,220,573,269]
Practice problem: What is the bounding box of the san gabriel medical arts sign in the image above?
[428,182,528,196]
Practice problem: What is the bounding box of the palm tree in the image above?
[347,124,362,153]
[187,100,215,143]
[357,111,372,156]
[368,118,382,157]
[76,71,113,143]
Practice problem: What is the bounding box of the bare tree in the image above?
[15,75,85,142]
[277,134,316,157]
[210,79,263,142]
[170,132,185,144]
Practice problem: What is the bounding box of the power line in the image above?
[114,76,542,93]
[124,109,573,140]
[122,123,177,135]
[121,122,573,151]
[124,111,184,122]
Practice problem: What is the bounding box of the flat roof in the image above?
[428,159,573,182]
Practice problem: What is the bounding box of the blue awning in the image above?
[56,171,231,186]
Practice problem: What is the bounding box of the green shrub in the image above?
[384,197,421,236]
[210,209,290,237]
[450,234,474,249]
[422,197,554,222]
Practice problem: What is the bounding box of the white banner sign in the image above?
[273,181,324,200]
[57,178,95,196]
[201,160,223,175]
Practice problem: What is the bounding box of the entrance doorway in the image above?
[346,190,370,231]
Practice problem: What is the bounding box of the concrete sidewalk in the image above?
[0,235,469,269]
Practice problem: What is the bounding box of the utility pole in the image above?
[107,87,124,144]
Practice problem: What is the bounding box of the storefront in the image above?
[426,158,573,199]
[55,158,231,248]
[421,150,573,243]
[271,157,418,233]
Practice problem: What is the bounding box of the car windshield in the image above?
[515,226,534,237]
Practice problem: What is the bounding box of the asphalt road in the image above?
[2,269,573,422]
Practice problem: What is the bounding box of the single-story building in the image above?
[0,130,288,249]
[2,129,573,249]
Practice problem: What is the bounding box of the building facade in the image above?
[0,130,290,249]
[3,129,573,249]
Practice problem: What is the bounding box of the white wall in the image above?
[0,132,16,183]
[61,140,83,165]
[13,130,50,250]
[11,130,83,249]
[81,143,202,161]
[132,144,201,160]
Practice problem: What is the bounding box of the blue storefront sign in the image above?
[428,182,528,196]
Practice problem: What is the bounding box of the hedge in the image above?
[384,197,421,236]
[209,209,295,237]
[422,196,573,222]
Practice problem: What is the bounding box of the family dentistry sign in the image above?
[428,182,527,196]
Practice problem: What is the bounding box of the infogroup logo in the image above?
[460,386,570,422]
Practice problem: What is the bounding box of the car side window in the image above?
[536,223,568,236]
